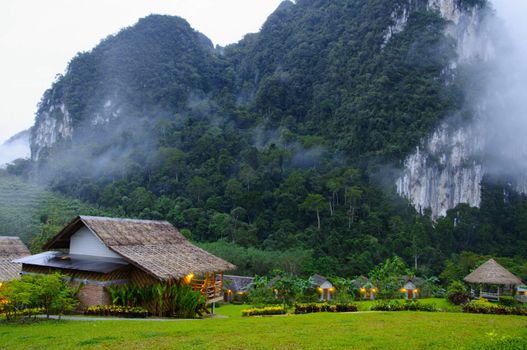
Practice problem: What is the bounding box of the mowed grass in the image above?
[0,311,526,349]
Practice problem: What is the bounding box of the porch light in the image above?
[400,288,407,293]
[227,289,232,294]
[413,289,418,293]
[371,288,377,293]
[360,288,366,293]
[185,273,194,283]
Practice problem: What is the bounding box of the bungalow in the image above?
[311,274,335,301]
[400,278,419,299]
[517,285,527,303]
[15,216,235,310]
[0,236,30,283]
[353,277,377,300]
[464,259,523,301]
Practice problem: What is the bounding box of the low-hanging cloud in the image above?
[466,0,527,180]
[0,130,30,167]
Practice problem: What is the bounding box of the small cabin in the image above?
[16,216,235,312]
[311,274,335,301]
[517,285,527,303]
[359,281,378,300]
[400,280,418,299]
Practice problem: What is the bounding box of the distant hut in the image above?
[311,274,335,301]
[352,276,377,300]
[517,285,527,303]
[16,216,235,312]
[360,281,378,300]
[400,279,419,299]
[464,259,523,301]
[222,275,254,302]
[0,237,30,283]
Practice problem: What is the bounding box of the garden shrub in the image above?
[446,281,470,305]
[462,299,527,316]
[498,296,518,307]
[241,306,287,316]
[370,300,438,312]
[108,283,207,318]
[294,303,358,314]
[0,273,78,320]
[84,305,148,318]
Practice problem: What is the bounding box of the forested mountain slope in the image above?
[6,0,526,276]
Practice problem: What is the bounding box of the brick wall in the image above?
[72,282,111,309]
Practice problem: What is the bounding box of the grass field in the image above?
[0,307,525,349]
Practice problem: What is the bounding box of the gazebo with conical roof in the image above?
[464,259,523,301]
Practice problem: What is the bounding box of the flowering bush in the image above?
[370,300,438,312]
[241,306,287,316]
[294,303,358,314]
[84,305,148,318]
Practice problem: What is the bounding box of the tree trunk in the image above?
[316,209,321,230]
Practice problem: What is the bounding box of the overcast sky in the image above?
[0,0,284,143]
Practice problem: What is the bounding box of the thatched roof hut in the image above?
[0,236,30,281]
[17,216,236,309]
[42,216,235,280]
[464,259,522,286]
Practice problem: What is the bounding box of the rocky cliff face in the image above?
[395,0,512,218]
[30,100,72,161]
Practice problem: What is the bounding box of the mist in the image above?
[0,130,30,167]
[463,0,527,182]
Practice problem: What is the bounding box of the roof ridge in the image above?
[80,216,171,224]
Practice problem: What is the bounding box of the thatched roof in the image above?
[0,236,30,281]
[43,216,235,280]
[464,259,523,285]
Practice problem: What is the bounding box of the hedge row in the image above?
[370,300,438,312]
[463,300,527,316]
[84,305,148,318]
[294,303,358,314]
[241,306,287,317]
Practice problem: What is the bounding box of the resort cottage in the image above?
[400,279,419,299]
[0,236,30,283]
[464,259,523,301]
[311,274,335,301]
[16,216,235,310]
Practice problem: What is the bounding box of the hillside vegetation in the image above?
[7,0,527,276]
[0,173,111,250]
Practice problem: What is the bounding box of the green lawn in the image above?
[1,310,525,349]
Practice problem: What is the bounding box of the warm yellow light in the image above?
[237,292,246,295]
[400,288,407,293]
[372,288,377,293]
[227,289,232,294]
[360,288,366,293]
[0,282,3,289]
[185,273,194,283]
[329,287,336,292]
[413,289,418,293]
